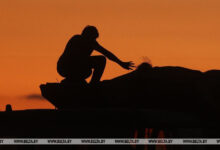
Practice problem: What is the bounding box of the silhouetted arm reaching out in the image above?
[95,43,135,70]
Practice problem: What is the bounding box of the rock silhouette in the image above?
[40,63,219,116]
[5,104,12,112]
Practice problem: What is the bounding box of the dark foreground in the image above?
[0,109,220,150]
[2,63,220,149]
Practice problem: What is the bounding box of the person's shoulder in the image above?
[92,40,100,49]
[70,34,82,40]
[73,34,81,38]
[67,35,82,44]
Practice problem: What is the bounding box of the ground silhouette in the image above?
[40,62,220,115]
[40,62,220,150]
[0,63,220,150]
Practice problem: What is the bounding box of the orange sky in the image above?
[0,0,220,110]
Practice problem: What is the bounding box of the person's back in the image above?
[57,34,98,78]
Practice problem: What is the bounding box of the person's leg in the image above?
[62,61,92,85]
[90,56,106,84]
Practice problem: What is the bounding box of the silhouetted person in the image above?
[57,25,134,85]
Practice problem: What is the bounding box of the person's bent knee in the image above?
[91,56,106,68]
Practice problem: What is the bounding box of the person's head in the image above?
[81,25,99,40]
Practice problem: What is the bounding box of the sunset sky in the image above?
[1,0,220,110]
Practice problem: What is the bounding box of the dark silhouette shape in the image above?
[57,25,134,85]
[5,104,12,112]
[41,63,207,111]
[39,62,220,150]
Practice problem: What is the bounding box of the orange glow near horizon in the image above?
[1,0,220,110]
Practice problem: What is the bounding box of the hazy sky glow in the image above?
[1,0,220,110]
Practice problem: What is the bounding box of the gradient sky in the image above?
[1,0,220,110]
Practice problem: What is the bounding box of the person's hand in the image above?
[120,61,135,70]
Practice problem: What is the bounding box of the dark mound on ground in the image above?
[40,63,220,114]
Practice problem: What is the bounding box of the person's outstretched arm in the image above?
[95,43,135,70]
